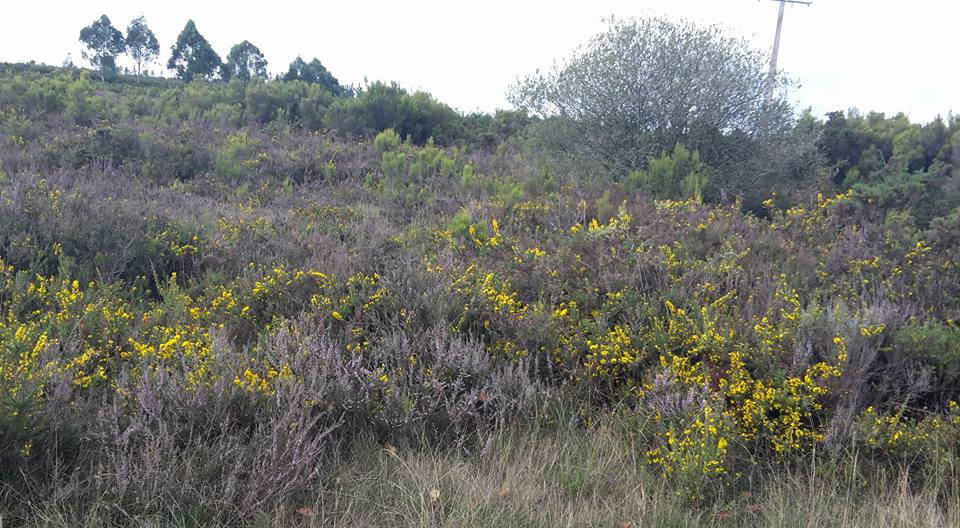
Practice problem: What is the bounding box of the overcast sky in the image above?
[1,1,956,122]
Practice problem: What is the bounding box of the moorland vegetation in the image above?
[1,14,959,527]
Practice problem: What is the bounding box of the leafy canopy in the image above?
[125,16,160,76]
[167,20,222,81]
[224,40,268,82]
[510,16,812,202]
[282,56,344,95]
[79,15,125,77]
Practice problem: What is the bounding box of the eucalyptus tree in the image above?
[79,15,125,80]
[224,40,268,82]
[168,20,221,81]
[125,16,160,77]
[282,56,345,95]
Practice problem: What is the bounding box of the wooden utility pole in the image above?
[764,0,811,107]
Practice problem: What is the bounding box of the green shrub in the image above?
[626,143,708,201]
[374,128,401,152]
[213,131,256,180]
[891,321,960,403]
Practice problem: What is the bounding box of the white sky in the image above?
[1,1,956,122]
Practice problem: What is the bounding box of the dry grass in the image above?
[6,414,958,527]
[305,421,959,528]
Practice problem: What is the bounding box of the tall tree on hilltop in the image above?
[79,15,125,81]
[282,56,345,95]
[224,40,268,82]
[125,16,160,77]
[167,20,221,81]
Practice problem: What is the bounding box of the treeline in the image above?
[0,63,529,149]
[71,14,524,147]
[78,15,342,88]
[818,109,960,227]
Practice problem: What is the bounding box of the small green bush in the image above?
[374,128,402,152]
[891,320,960,403]
[626,143,708,201]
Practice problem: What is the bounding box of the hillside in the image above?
[1,52,959,527]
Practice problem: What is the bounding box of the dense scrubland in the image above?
[2,16,960,527]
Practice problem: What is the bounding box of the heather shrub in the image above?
[139,126,212,181]
[253,322,542,446]
[55,124,143,169]
[62,352,337,520]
